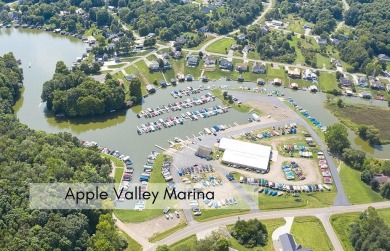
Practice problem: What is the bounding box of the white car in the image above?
[164,214,169,220]
[175,211,180,218]
[169,213,174,219]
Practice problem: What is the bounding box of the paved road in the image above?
[147,201,390,250]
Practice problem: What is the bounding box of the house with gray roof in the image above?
[219,58,233,71]
[279,233,312,251]
[149,60,159,71]
[203,55,217,66]
[358,76,369,87]
[252,62,266,74]
[186,54,199,67]
[378,54,390,62]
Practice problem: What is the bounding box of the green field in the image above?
[330,208,390,251]
[149,221,187,243]
[114,167,124,184]
[228,218,286,251]
[134,60,164,85]
[119,230,143,251]
[291,216,333,251]
[284,14,309,34]
[327,103,390,144]
[318,72,338,91]
[169,235,197,250]
[101,153,125,167]
[194,209,251,222]
[206,37,236,54]
[339,161,385,204]
[107,63,126,69]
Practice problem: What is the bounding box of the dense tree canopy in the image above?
[231,219,268,248]
[0,53,127,251]
[350,207,390,251]
[325,123,350,154]
[41,61,126,117]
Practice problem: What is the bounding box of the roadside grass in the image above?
[318,72,338,91]
[193,209,251,222]
[118,230,143,251]
[258,189,337,210]
[169,235,197,249]
[114,167,124,184]
[266,65,288,84]
[330,212,359,251]
[317,53,332,69]
[339,161,385,204]
[146,54,158,62]
[203,67,233,80]
[331,208,390,251]
[206,38,235,54]
[149,221,187,243]
[108,63,126,69]
[291,216,334,251]
[227,218,286,251]
[247,51,261,60]
[326,102,390,144]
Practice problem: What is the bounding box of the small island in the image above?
[41,61,142,118]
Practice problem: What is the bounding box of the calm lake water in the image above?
[1,27,388,177]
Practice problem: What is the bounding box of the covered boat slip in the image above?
[218,138,271,172]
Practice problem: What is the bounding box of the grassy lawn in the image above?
[318,72,338,91]
[134,60,164,86]
[339,161,385,204]
[291,216,334,251]
[107,63,126,69]
[317,53,332,69]
[101,153,125,167]
[171,58,185,75]
[114,167,124,184]
[194,209,250,222]
[379,208,390,226]
[185,63,203,80]
[169,235,197,250]
[206,37,235,54]
[247,51,261,60]
[149,221,187,243]
[326,102,390,144]
[227,218,286,251]
[186,35,214,50]
[284,14,310,34]
[266,64,287,84]
[119,230,143,251]
[258,189,337,210]
[212,89,258,113]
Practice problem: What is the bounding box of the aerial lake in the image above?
[1,27,388,183]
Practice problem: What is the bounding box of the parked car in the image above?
[175,211,180,218]
[164,214,169,219]
[169,213,174,219]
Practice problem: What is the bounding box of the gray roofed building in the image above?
[219,58,233,70]
[195,146,213,160]
[149,60,159,71]
[378,54,390,61]
[317,38,327,45]
[125,74,138,81]
[163,58,171,69]
[237,34,246,40]
[252,62,266,74]
[203,55,217,66]
[186,54,199,66]
[340,78,352,87]
[175,37,187,45]
[279,233,312,251]
[370,79,385,90]
[358,76,369,87]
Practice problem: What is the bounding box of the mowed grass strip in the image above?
[119,230,143,251]
[194,209,251,222]
[327,103,390,143]
[330,212,360,251]
[339,162,385,204]
[291,216,334,251]
[149,221,187,243]
[206,37,235,54]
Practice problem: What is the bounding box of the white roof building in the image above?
[218,138,271,171]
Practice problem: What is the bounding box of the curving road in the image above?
[147,201,390,250]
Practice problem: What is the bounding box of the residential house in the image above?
[242,45,255,53]
[237,34,246,40]
[162,59,171,69]
[303,24,312,29]
[252,62,266,74]
[287,68,301,78]
[274,78,282,86]
[291,83,299,90]
[260,25,270,35]
[170,50,182,59]
[147,33,156,38]
[146,84,156,94]
[279,233,312,251]
[317,38,327,45]
[199,26,208,33]
[125,74,138,81]
[357,77,368,87]
[175,37,187,45]
[162,53,169,59]
[303,69,317,80]
[219,58,233,71]
[378,54,390,62]
[331,58,342,67]
[332,38,341,46]
[203,55,217,67]
[236,62,248,72]
[149,60,160,71]
[383,70,390,77]
[372,175,390,185]
[186,54,199,67]
[271,20,283,26]
[370,79,385,90]
[257,78,265,85]
[340,78,352,88]
[231,44,239,51]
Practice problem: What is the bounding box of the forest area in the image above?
[0,53,128,250]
